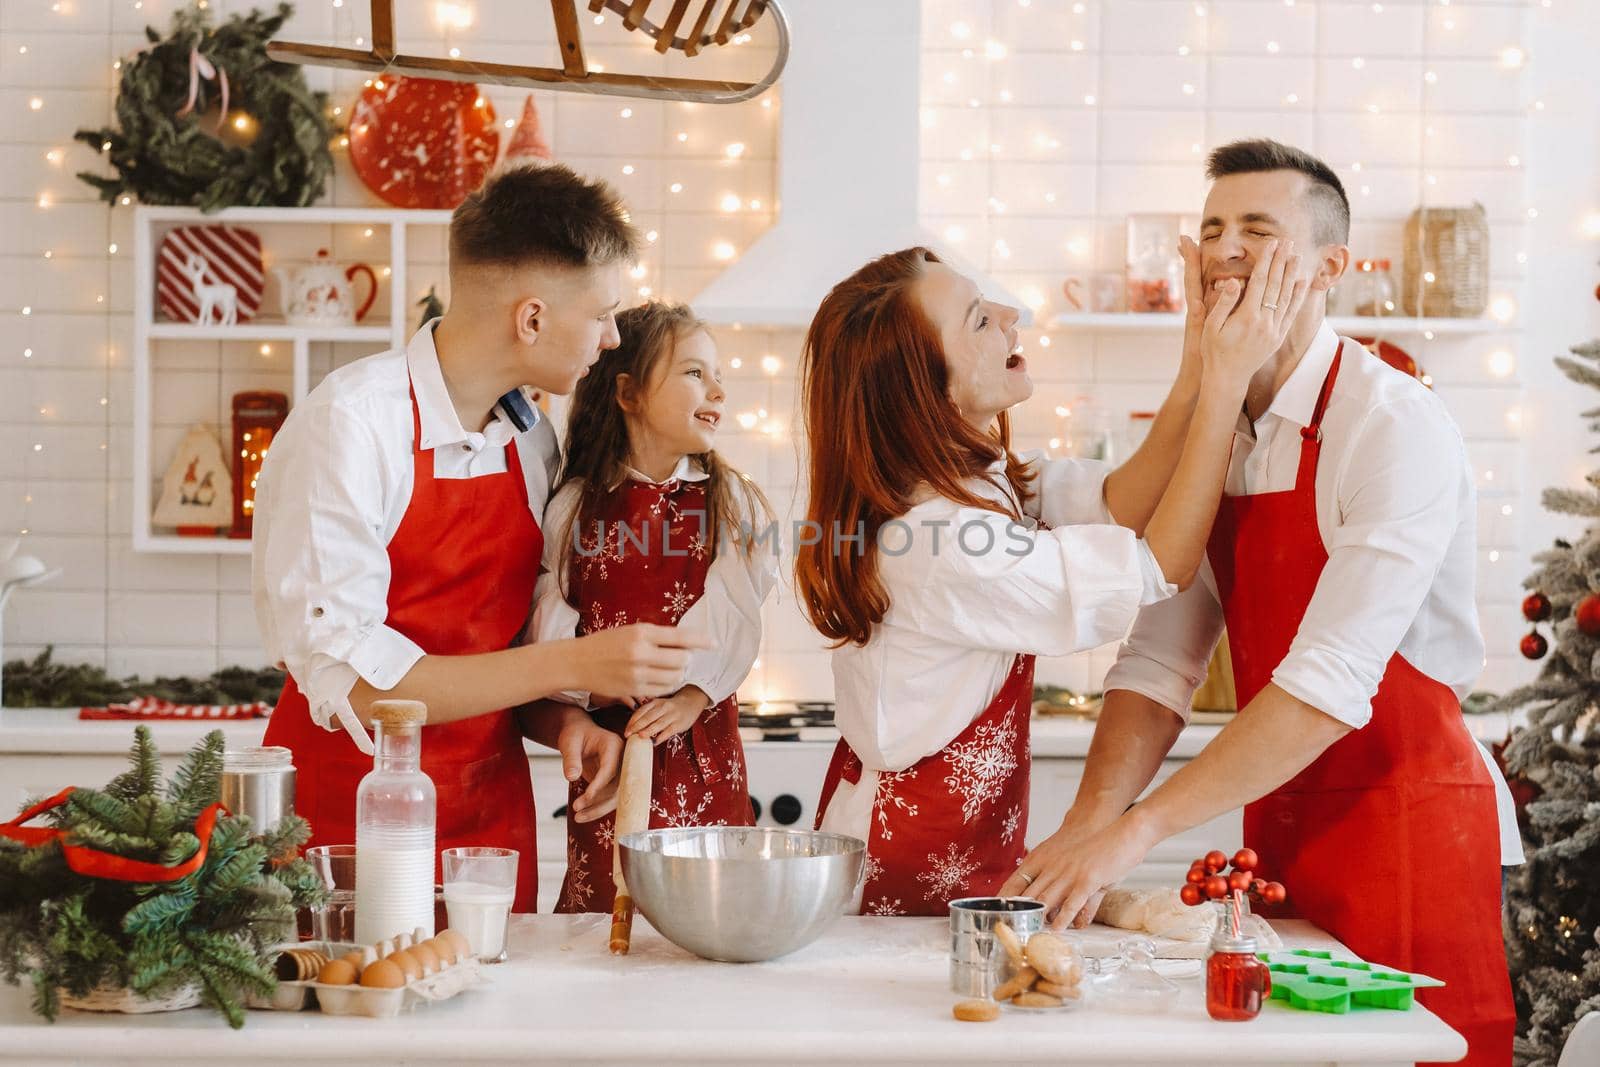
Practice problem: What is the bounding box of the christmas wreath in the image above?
[74,3,332,213]
[0,727,324,1026]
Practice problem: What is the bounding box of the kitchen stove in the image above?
[737,699,836,742]
[737,700,838,830]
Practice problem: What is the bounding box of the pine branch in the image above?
[121,887,196,938]
[165,730,224,820]
[105,726,162,801]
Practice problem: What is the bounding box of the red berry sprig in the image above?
[1178,847,1284,908]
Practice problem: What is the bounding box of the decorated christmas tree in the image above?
[1496,335,1600,1066]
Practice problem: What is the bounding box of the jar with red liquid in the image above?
[1205,925,1272,1021]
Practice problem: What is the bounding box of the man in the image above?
[1003,140,1514,1065]
[255,163,709,912]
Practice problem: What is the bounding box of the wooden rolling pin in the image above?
[608,735,654,955]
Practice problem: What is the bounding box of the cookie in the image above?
[952,999,1000,1022]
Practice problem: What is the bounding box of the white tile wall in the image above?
[0,0,1585,705]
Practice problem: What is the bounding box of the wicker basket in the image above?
[59,980,202,1014]
[1401,203,1489,318]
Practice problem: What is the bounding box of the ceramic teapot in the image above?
[274,249,377,326]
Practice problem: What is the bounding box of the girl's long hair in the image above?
[793,247,1034,647]
[554,301,773,605]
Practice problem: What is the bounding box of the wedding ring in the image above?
[1263,301,1280,310]
[1019,872,1035,885]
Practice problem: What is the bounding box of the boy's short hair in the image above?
[1206,138,1351,245]
[449,162,640,272]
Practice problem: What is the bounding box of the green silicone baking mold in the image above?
[1258,949,1446,1014]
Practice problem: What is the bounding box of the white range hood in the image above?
[692,0,1032,328]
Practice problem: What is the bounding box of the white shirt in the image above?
[818,456,1177,856]
[1102,320,1523,864]
[252,323,560,750]
[528,457,780,707]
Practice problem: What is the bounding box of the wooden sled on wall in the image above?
[268,0,789,103]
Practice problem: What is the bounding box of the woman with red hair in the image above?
[798,245,1308,915]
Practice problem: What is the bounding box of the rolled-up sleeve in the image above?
[1102,572,1226,724]
[1021,452,1116,527]
[1272,397,1464,729]
[884,504,1174,657]
[253,398,422,745]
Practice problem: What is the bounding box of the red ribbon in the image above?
[0,787,226,883]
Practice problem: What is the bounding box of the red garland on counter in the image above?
[1179,847,1285,909]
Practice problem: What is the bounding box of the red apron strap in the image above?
[1294,341,1344,489]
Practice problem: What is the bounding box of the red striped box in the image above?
[156,224,265,324]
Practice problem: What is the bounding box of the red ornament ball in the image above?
[1249,879,1268,898]
[1180,883,1205,907]
[1204,874,1230,900]
[1577,594,1600,637]
[1186,866,1208,885]
[1228,870,1254,892]
[1520,632,1548,660]
[1262,881,1287,906]
[1204,850,1229,874]
[1522,593,1552,622]
[1231,848,1258,871]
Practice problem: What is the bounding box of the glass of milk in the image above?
[441,847,519,963]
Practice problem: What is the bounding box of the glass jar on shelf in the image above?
[1348,258,1397,318]
[1054,394,1121,463]
[1125,214,1186,313]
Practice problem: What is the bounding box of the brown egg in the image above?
[410,942,442,974]
[360,959,406,989]
[421,937,455,966]
[339,950,364,967]
[317,959,358,986]
[438,929,471,960]
[386,949,422,981]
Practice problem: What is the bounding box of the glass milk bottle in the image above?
[354,700,436,944]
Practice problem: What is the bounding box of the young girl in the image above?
[796,244,1308,917]
[532,301,778,914]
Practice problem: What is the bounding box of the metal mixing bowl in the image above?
[617,826,866,962]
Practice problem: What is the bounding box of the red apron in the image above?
[555,477,752,914]
[815,653,1034,917]
[1208,343,1512,1066]
[263,380,543,912]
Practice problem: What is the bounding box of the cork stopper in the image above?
[369,700,428,728]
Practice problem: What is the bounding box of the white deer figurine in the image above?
[180,253,238,326]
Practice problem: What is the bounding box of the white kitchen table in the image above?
[0,915,1465,1066]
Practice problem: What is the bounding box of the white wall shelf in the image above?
[1049,312,1506,335]
[148,323,393,343]
[133,206,451,555]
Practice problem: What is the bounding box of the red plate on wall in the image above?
[347,76,499,210]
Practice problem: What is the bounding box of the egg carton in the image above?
[249,941,487,1019]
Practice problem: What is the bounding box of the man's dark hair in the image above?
[1205,139,1350,245]
[449,162,639,272]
